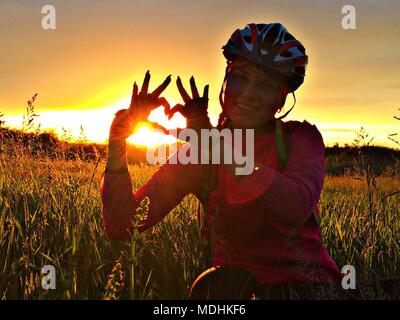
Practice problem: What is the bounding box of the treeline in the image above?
[325,144,400,176]
[0,127,174,165]
[1,127,399,176]
[0,127,107,161]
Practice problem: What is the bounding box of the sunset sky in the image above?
[1,0,399,148]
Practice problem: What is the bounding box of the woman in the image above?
[100,23,344,299]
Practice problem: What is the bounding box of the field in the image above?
[0,145,399,299]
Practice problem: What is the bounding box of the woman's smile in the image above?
[236,103,261,111]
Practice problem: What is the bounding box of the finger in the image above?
[168,103,185,120]
[129,82,139,110]
[151,75,172,98]
[133,81,138,98]
[203,84,209,100]
[148,121,169,135]
[140,70,151,95]
[190,76,199,98]
[157,97,171,115]
[176,76,191,103]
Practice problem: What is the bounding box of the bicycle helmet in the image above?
[222,23,308,92]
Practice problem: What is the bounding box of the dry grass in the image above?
[0,141,399,299]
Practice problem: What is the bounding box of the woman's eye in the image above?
[260,82,276,89]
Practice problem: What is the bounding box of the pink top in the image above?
[100,120,342,285]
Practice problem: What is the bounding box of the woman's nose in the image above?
[238,79,259,101]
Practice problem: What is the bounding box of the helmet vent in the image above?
[280,50,292,58]
[243,35,252,44]
[298,45,306,55]
[283,32,295,42]
[257,24,267,32]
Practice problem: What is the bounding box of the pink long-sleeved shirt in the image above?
[100,119,342,285]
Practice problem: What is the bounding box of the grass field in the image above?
[0,146,399,299]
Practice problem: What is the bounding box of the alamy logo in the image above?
[341,5,356,30]
[341,265,356,289]
[146,128,255,175]
[41,265,56,290]
[41,5,56,30]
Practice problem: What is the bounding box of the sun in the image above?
[127,122,177,147]
[126,107,187,147]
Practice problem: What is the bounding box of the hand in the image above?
[168,76,212,130]
[109,71,171,141]
[129,70,171,123]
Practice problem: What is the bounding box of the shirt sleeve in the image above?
[100,155,201,241]
[227,121,326,226]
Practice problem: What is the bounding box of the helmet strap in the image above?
[276,91,296,120]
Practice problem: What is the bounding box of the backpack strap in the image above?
[274,119,321,229]
[198,164,211,230]
[275,119,289,166]
[197,162,217,264]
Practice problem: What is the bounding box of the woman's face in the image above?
[223,59,285,130]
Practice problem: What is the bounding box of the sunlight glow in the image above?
[2,100,398,149]
[127,122,177,147]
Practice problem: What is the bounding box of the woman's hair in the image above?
[216,62,233,130]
